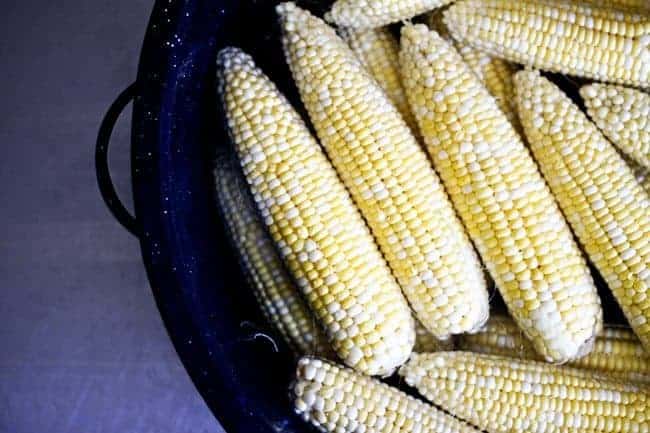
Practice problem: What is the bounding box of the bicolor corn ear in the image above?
[279,4,490,341]
[459,315,650,384]
[580,83,650,170]
[294,356,482,433]
[219,45,415,377]
[400,351,650,433]
[515,69,650,351]
[327,0,454,30]
[399,23,602,363]
[444,0,650,87]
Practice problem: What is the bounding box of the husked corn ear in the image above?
[581,83,650,170]
[294,357,482,433]
[459,315,650,384]
[400,352,650,433]
[339,26,420,135]
[278,3,489,340]
[414,321,455,352]
[326,0,454,31]
[218,47,415,375]
[444,0,650,87]
[456,44,521,132]
[400,24,601,363]
[214,157,332,356]
[515,70,650,351]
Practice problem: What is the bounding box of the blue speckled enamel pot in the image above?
[126,1,333,431]
[95,1,629,432]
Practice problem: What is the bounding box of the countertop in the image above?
[0,1,223,431]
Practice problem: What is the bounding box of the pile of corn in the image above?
[214,1,649,431]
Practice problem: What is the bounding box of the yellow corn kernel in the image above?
[581,83,650,170]
[278,3,489,340]
[400,352,650,433]
[214,156,333,357]
[456,44,521,132]
[326,0,455,30]
[218,47,415,375]
[400,24,602,363]
[294,357,482,433]
[459,315,650,384]
[444,0,650,87]
[414,321,455,352]
[515,69,650,351]
[339,26,420,136]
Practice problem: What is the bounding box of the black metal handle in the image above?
[96,83,140,237]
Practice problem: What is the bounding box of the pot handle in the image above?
[96,83,140,237]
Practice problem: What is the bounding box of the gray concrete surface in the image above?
[0,1,223,432]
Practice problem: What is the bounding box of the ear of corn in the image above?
[580,83,650,170]
[278,3,489,341]
[444,0,650,87]
[339,26,420,137]
[400,352,650,433]
[456,44,521,133]
[326,0,455,30]
[400,24,602,363]
[214,156,333,357]
[515,70,650,351]
[294,357,482,433]
[218,47,415,375]
[459,315,650,384]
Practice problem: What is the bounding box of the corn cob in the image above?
[459,315,650,383]
[326,0,455,31]
[444,0,650,88]
[218,47,415,375]
[214,156,333,356]
[400,24,601,362]
[414,321,455,352]
[456,44,521,132]
[515,70,650,351]
[400,352,650,433]
[294,357,482,433]
[339,26,420,136]
[278,3,489,340]
[580,83,650,170]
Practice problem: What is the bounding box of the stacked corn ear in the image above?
[400,352,650,433]
[326,0,455,30]
[515,70,650,351]
[459,315,650,384]
[278,3,489,340]
[339,26,420,136]
[580,83,650,170]
[400,24,602,363]
[214,156,333,356]
[294,357,482,433]
[456,44,521,133]
[444,0,650,88]
[217,47,415,375]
